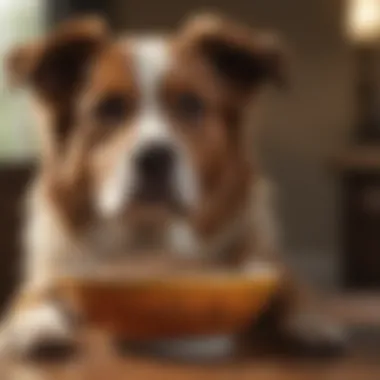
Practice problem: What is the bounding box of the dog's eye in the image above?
[173,92,206,123]
[94,94,130,124]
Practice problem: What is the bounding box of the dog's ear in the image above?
[180,14,287,95]
[6,16,108,102]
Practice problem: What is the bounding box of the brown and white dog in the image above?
[1,14,345,358]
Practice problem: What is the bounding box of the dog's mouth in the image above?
[131,179,186,215]
[134,182,174,204]
[129,199,187,222]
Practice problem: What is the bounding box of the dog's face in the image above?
[7,15,284,243]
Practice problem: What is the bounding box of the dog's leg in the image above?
[242,179,347,356]
[257,268,347,356]
[0,283,79,360]
[246,262,347,356]
[0,192,80,360]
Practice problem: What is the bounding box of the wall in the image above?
[112,0,354,261]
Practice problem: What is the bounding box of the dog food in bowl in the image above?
[59,257,281,341]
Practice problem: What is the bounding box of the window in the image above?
[0,0,45,160]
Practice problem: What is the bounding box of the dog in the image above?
[1,14,345,358]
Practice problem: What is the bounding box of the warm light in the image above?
[347,0,380,43]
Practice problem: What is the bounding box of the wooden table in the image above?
[1,294,380,380]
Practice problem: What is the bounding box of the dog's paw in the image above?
[0,303,78,361]
[283,313,347,358]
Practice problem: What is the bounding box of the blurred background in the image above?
[0,0,380,310]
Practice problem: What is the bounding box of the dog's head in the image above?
[7,14,284,242]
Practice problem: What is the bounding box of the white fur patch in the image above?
[0,303,73,356]
[23,184,78,289]
[168,221,199,258]
[97,157,133,217]
[97,37,199,221]
[284,314,346,346]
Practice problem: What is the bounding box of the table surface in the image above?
[1,294,380,380]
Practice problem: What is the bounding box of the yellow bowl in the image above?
[60,266,280,340]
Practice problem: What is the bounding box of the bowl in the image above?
[59,263,280,340]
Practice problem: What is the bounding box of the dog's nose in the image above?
[136,144,175,181]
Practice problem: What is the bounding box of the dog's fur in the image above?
[1,14,345,357]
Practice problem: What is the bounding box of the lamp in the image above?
[346,0,380,142]
[347,0,380,43]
